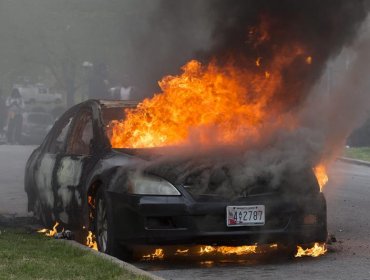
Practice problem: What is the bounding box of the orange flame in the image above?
[140,243,327,260]
[313,164,329,191]
[295,242,327,258]
[110,44,309,149]
[142,248,165,260]
[38,222,59,237]
[86,231,98,251]
[256,57,262,67]
[306,56,313,64]
[88,195,95,209]
[201,245,258,255]
[110,16,305,150]
[199,245,216,255]
[37,222,98,251]
[175,249,189,255]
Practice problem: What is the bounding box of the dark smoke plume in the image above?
[201,0,369,110]
[137,0,370,196]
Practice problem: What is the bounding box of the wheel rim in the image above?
[96,197,108,252]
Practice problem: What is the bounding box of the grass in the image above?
[344,147,370,162]
[0,228,149,280]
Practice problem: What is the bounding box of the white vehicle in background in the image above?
[14,84,62,104]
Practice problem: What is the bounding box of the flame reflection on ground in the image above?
[37,224,326,263]
[137,243,327,262]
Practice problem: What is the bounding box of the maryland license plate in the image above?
[226,205,265,227]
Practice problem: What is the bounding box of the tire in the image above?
[277,243,298,259]
[94,188,132,260]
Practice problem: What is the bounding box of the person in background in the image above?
[88,63,109,99]
[111,83,132,100]
[119,84,132,100]
[6,88,25,144]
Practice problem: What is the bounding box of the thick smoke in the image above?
[125,0,213,97]
[301,17,370,162]
[201,0,368,111]
[140,0,370,195]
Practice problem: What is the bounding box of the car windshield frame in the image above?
[100,101,138,144]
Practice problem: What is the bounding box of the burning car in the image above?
[25,99,327,260]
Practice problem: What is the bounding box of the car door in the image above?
[33,112,74,218]
[53,108,99,226]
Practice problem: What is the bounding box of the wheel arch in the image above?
[85,165,129,230]
[86,178,103,230]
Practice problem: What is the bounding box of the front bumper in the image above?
[109,192,327,246]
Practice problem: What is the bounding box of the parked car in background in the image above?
[14,83,62,104]
[21,112,54,144]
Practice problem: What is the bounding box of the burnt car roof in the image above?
[97,99,139,108]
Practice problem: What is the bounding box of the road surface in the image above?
[1,145,370,279]
[0,145,35,216]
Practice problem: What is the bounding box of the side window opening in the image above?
[48,117,73,154]
[67,111,94,155]
[101,106,127,143]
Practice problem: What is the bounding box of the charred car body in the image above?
[25,100,327,259]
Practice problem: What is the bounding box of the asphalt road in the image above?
[0,145,35,216]
[1,145,370,279]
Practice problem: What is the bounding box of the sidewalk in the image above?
[338,157,370,167]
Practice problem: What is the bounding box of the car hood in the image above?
[113,147,320,200]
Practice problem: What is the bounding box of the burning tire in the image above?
[277,243,298,259]
[94,187,132,260]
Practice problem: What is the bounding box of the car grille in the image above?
[183,184,279,202]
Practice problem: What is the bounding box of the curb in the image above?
[338,157,370,167]
[59,240,164,280]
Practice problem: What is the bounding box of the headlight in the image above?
[128,173,181,196]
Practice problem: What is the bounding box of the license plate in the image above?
[226,205,265,227]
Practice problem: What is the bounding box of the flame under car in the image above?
[25,100,327,260]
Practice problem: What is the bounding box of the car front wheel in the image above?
[94,188,132,260]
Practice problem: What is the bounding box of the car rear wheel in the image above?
[94,188,132,260]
